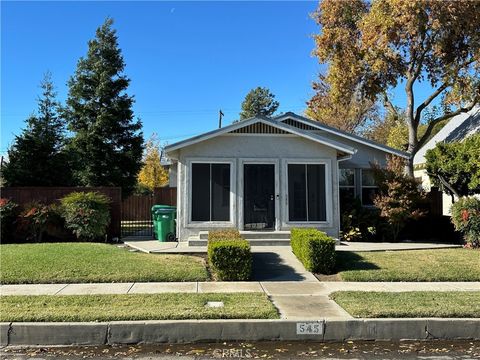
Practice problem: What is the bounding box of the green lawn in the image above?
[0,293,279,322]
[331,291,480,318]
[336,249,480,282]
[0,243,208,284]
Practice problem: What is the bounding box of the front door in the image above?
[244,164,275,230]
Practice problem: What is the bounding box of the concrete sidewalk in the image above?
[123,240,461,253]
[3,281,479,321]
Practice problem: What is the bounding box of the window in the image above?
[361,169,379,206]
[191,163,230,221]
[339,169,355,210]
[288,164,326,222]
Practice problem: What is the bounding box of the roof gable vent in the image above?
[229,122,288,134]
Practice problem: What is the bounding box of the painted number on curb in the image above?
[296,322,324,335]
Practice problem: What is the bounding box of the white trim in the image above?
[185,157,237,229]
[165,116,356,155]
[275,113,410,159]
[281,158,333,228]
[238,158,280,231]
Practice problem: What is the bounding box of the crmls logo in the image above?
[213,348,253,358]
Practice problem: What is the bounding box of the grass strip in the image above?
[0,293,279,322]
[331,291,480,318]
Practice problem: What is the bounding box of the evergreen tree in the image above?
[239,87,279,120]
[2,73,72,186]
[65,18,143,195]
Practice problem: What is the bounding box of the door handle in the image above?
[270,195,274,201]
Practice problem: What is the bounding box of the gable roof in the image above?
[165,115,356,155]
[413,106,480,165]
[274,112,410,159]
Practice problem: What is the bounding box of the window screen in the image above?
[288,164,307,221]
[288,164,326,222]
[191,163,230,221]
[211,164,230,221]
[191,163,210,221]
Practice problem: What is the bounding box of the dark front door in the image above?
[244,164,275,230]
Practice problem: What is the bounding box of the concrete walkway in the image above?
[123,239,461,254]
[2,281,479,320]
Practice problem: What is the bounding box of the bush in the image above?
[208,238,252,281]
[208,229,242,242]
[0,198,18,241]
[372,156,426,241]
[340,197,388,242]
[451,197,480,248]
[19,202,54,242]
[60,192,110,241]
[291,228,336,274]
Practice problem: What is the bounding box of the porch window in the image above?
[191,163,230,221]
[288,164,326,222]
[361,169,379,206]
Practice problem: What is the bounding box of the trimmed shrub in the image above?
[451,197,480,248]
[0,198,18,241]
[208,229,242,242]
[60,192,110,241]
[291,228,336,274]
[208,239,252,281]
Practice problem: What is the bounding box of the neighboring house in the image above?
[413,106,480,215]
[165,112,408,241]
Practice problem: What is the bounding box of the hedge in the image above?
[208,229,242,242]
[290,228,336,274]
[207,238,252,281]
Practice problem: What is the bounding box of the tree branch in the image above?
[414,82,449,123]
[383,93,397,115]
[416,99,479,151]
[437,174,460,199]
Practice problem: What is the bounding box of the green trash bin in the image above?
[152,206,176,242]
[151,205,176,240]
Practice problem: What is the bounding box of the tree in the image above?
[137,134,169,190]
[2,73,72,186]
[366,108,405,147]
[425,133,480,199]
[64,18,143,195]
[239,87,279,120]
[312,0,480,175]
[306,75,379,134]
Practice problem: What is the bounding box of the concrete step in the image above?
[198,231,290,240]
[188,238,291,247]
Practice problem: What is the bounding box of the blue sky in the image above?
[1,1,432,155]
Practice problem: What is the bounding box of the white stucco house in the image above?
[165,112,408,242]
[413,106,480,215]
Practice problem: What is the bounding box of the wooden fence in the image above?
[426,187,443,216]
[121,187,177,221]
[1,187,122,238]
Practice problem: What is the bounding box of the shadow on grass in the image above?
[335,251,380,273]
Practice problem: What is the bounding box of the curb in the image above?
[1,319,480,346]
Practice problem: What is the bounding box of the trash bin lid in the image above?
[155,208,175,214]
[152,205,176,211]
